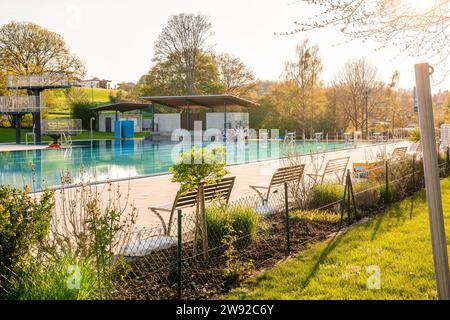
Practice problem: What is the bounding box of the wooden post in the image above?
[415,63,450,300]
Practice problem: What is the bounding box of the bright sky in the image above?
[1,0,447,91]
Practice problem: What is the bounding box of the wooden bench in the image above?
[250,164,305,204]
[307,156,350,184]
[391,146,408,160]
[149,176,235,235]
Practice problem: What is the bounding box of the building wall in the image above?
[154,113,181,132]
[206,112,249,130]
[98,113,143,133]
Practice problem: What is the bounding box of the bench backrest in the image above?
[173,176,236,210]
[322,157,350,183]
[268,164,305,192]
[391,147,407,159]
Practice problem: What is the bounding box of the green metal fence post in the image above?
[177,209,182,300]
[284,182,291,255]
[446,146,449,176]
[385,160,390,205]
[347,170,358,220]
[412,154,416,192]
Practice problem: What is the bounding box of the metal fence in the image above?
[6,74,77,88]
[115,150,450,300]
[41,119,83,135]
[0,96,43,113]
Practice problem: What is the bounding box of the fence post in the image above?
[446,146,450,176]
[385,160,390,205]
[177,209,183,300]
[415,62,450,299]
[347,170,358,220]
[412,155,416,192]
[284,182,291,255]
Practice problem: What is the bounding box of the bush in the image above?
[353,181,381,212]
[205,206,260,248]
[307,183,344,211]
[71,102,96,130]
[11,254,101,300]
[0,185,54,297]
[378,183,398,204]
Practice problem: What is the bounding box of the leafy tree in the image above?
[153,13,213,94]
[170,146,230,195]
[139,52,223,97]
[284,38,323,137]
[0,21,85,78]
[216,53,256,97]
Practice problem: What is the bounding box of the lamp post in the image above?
[90,83,94,104]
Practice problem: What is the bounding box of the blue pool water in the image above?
[0,140,354,190]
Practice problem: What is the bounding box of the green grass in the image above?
[44,88,121,116]
[0,127,145,143]
[227,179,450,300]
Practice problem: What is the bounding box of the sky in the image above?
[1,0,447,92]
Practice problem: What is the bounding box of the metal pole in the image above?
[415,62,450,300]
[384,160,389,204]
[177,209,182,300]
[284,182,291,255]
[224,100,227,142]
[15,114,21,144]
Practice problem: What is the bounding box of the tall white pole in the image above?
[415,63,450,300]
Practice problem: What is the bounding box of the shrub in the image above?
[353,181,381,212]
[12,254,101,300]
[205,206,260,248]
[170,146,230,194]
[71,102,96,130]
[378,183,398,204]
[307,183,344,211]
[0,185,54,297]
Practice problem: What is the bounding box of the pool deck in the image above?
[52,140,412,231]
[0,144,48,152]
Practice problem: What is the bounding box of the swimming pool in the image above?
[0,140,354,190]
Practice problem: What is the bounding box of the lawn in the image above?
[0,127,145,143]
[227,179,450,300]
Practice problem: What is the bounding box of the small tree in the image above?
[170,146,230,254]
[170,146,229,194]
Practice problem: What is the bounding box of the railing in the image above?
[6,74,78,88]
[0,96,44,113]
[42,119,82,135]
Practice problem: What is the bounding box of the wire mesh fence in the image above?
[115,149,450,300]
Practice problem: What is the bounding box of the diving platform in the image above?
[6,74,79,90]
[0,96,43,114]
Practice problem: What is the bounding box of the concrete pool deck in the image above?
[0,144,48,152]
[52,140,411,232]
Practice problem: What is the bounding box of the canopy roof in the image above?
[92,102,150,112]
[140,94,259,109]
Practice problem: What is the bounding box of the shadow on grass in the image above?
[299,233,343,290]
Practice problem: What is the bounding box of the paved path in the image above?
[0,144,47,152]
[52,141,411,232]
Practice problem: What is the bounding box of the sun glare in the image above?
[405,0,434,13]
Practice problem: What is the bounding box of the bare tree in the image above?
[281,1,450,73]
[154,13,213,94]
[0,21,85,78]
[216,53,256,97]
[284,38,323,137]
[333,58,379,135]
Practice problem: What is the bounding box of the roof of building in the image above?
[92,102,150,112]
[140,94,260,109]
